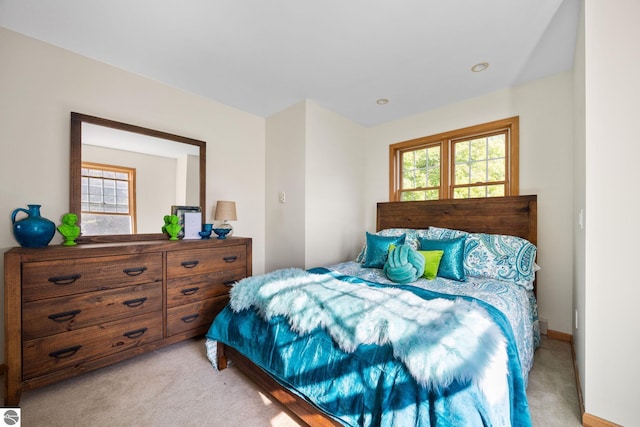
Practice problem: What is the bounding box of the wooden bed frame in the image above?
[217,195,538,426]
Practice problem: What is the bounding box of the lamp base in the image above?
[213,222,233,239]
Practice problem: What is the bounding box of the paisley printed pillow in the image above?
[464,233,537,289]
[427,226,537,289]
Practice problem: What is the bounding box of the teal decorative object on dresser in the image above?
[11,204,56,248]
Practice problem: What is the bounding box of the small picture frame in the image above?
[170,205,202,239]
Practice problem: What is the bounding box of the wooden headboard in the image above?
[377,195,537,246]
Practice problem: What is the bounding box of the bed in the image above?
[206,195,539,426]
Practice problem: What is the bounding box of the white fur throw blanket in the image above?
[230,268,508,399]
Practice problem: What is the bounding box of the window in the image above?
[81,162,136,235]
[389,117,518,201]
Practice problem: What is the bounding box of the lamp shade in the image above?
[214,201,237,221]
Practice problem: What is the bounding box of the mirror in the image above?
[70,112,206,243]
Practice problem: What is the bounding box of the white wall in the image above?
[305,101,367,267]
[365,72,575,334]
[179,154,201,207]
[265,101,367,271]
[583,1,640,424]
[0,27,266,359]
[572,0,586,414]
[265,102,307,271]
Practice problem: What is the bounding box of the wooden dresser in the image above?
[3,237,252,405]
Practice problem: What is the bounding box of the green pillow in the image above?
[390,245,444,280]
[419,250,444,280]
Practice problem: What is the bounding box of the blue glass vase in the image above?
[11,204,56,248]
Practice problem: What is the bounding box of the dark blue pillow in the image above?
[363,232,406,268]
[418,236,467,281]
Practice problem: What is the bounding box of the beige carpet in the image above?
[4,336,581,426]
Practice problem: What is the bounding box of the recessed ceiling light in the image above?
[376,98,389,105]
[471,62,489,72]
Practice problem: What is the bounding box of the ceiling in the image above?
[0,0,580,127]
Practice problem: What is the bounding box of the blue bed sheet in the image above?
[206,267,532,427]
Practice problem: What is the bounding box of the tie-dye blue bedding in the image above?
[329,261,541,383]
[206,262,538,426]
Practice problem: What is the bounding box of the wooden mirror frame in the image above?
[70,112,206,243]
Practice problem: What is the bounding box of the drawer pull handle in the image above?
[181,260,199,268]
[49,345,82,359]
[48,309,82,322]
[123,297,147,308]
[223,256,238,263]
[123,327,148,339]
[48,274,81,285]
[181,314,199,323]
[123,267,148,276]
[223,280,236,287]
[181,287,200,296]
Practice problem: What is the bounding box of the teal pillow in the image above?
[418,236,467,281]
[384,244,426,283]
[363,232,406,268]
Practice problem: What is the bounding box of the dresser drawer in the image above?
[22,253,162,302]
[166,296,228,337]
[22,311,162,379]
[166,246,247,279]
[166,268,246,308]
[22,282,162,340]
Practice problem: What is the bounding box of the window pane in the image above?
[116,188,129,200]
[89,203,104,212]
[402,151,415,170]
[455,164,470,185]
[470,186,487,198]
[488,135,505,158]
[424,189,439,200]
[427,146,440,167]
[401,189,439,201]
[414,149,427,169]
[401,191,422,201]
[453,187,469,199]
[487,159,505,181]
[401,146,440,191]
[88,177,102,192]
[470,138,487,161]
[454,133,506,188]
[455,142,469,163]
[427,166,440,187]
[82,213,132,235]
[470,161,487,183]
[487,184,505,197]
[454,186,497,199]
[414,169,427,188]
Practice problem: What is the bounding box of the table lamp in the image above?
[213,201,237,239]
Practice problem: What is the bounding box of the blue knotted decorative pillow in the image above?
[383,244,425,283]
